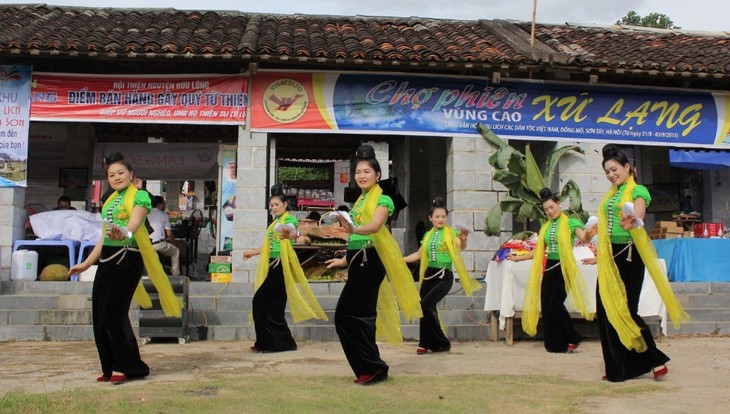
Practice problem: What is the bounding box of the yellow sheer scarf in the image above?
[418,226,482,296]
[597,175,689,352]
[355,184,422,343]
[253,212,327,323]
[103,186,182,318]
[522,213,593,336]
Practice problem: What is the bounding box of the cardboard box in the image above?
[210,255,232,264]
[208,262,232,273]
[666,227,684,234]
[656,221,680,228]
[211,273,232,283]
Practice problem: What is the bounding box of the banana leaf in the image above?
[493,170,521,189]
[499,195,524,212]
[545,145,585,182]
[478,124,508,148]
[485,203,504,236]
[525,144,545,196]
[516,202,539,223]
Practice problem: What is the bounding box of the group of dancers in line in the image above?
[69,143,690,386]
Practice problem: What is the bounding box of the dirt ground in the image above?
[1,336,729,413]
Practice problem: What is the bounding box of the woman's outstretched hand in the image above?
[325,256,347,269]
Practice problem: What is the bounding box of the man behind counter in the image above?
[147,196,181,276]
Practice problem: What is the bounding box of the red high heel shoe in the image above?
[652,365,668,380]
[96,375,110,382]
[416,347,428,355]
[567,343,579,353]
[110,374,127,385]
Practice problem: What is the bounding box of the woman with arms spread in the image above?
[326,144,421,385]
[596,144,689,382]
[514,188,596,353]
[68,151,180,385]
[404,197,481,355]
[243,185,327,353]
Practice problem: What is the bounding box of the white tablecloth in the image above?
[484,257,667,334]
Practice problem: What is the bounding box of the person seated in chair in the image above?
[148,196,181,276]
[53,195,77,210]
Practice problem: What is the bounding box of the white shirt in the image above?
[147,208,171,242]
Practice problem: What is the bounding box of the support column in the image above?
[0,187,27,279]
[233,129,269,283]
[446,136,499,278]
[557,142,607,215]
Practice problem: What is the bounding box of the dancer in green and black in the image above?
[404,197,481,355]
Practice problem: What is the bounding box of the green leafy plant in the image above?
[478,124,588,236]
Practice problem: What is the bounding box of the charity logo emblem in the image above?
[262,78,309,123]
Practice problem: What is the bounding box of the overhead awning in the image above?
[669,150,730,170]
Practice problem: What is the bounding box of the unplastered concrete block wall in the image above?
[234,130,268,283]
[558,141,609,216]
[447,135,497,277]
[0,188,27,278]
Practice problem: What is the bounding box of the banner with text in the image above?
[250,72,730,149]
[31,73,248,125]
[0,65,31,187]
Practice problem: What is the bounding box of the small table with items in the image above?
[484,254,667,345]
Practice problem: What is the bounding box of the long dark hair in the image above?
[355,144,382,179]
[539,187,559,204]
[601,144,632,173]
[428,197,448,217]
[103,151,133,175]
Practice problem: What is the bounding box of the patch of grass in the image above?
[0,374,661,414]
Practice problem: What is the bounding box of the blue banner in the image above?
[333,74,726,147]
[252,72,730,149]
[0,65,31,187]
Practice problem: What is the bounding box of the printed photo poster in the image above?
[251,71,730,149]
[218,149,237,252]
[0,65,31,187]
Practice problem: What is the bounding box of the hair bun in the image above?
[270,185,284,197]
[538,187,552,200]
[431,197,446,208]
[103,151,124,166]
[356,144,376,160]
[602,144,619,159]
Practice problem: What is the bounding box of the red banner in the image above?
[30,73,248,125]
[250,72,331,130]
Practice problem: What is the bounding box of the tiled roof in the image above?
[0,5,729,77]
[520,23,730,77]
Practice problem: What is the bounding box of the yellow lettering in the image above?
[532,95,559,121]
[620,101,651,126]
[597,99,624,125]
[678,104,702,136]
[556,94,592,122]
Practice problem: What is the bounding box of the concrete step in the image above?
[0,309,92,325]
[0,325,94,341]
[666,321,730,336]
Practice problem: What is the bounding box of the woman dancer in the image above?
[326,144,421,385]
[68,151,180,385]
[596,144,689,382]
[513,188,596,353]
[243,185,327,353]
[404,197,481,354]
